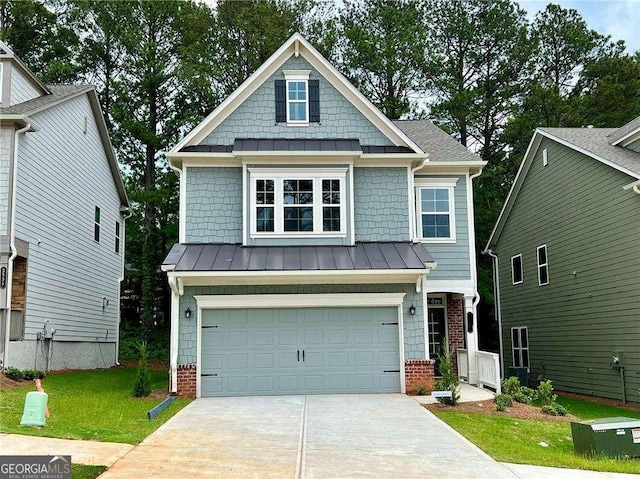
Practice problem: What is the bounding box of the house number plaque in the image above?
[0,266,6,288]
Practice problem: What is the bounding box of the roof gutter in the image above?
[3,122,31,369]
[623,179,640,195]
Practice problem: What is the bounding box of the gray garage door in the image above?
[200,306,401,397]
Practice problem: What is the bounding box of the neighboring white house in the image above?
[0,40,129,371]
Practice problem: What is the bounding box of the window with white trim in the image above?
[511,326,529,368]
[115,221,121,253]
[511,254,523,285]
[94,206,101,242]
[415,178,457,242]
[284,70,310,124]
[537,244,549,285]
[251,169,346,237]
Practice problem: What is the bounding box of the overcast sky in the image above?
[518,0,640,53]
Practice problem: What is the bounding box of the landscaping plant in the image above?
[4,367,45,381]
[495,394,513,411]
[416,385,429,396]
[513,387,537,405]
[131,341,152,398]
[434,340,460,406]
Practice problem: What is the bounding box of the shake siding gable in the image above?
[10,67,41,105]
[14,94,122,342]
[0,127,12,233]
[202,55,391,146]
[496,137,640,402]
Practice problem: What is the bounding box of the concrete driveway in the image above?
[100,394,518,479]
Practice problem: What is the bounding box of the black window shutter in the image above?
[309,79,320,123]
[275,80,286,123]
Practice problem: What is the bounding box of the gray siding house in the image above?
[162,34,488,398]
[0,40,129,371]
[485,118,640,404]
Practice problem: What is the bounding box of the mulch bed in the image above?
[0,374,25,391]
[424,399,576,422]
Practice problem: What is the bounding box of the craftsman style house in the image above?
[163,34,489,398]
[0,40,129,371]
[485,118,640,404]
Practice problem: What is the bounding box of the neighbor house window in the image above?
[250,169,346,236]
[511,254,523,285]
[415,178,457,242]
[115,221,121,253]
[94,206,101,242]
[284,70,311,124]
[542,148,548,166]
[537,244,549,286]
[511,327,529,368]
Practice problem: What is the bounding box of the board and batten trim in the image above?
[194,292,406,398]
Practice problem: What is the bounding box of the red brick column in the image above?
[447,294,465,375]
[177,364,197,398]
[404,359,435,394]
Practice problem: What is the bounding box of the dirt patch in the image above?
[148,387,170,400]
[0,374,27,390]
[119,360,168,371]
[424,399,576,422]
[557,391,640,413]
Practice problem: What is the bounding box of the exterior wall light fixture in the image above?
[408,305,416,316]
[185,308,192,319]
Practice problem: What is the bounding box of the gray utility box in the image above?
[571,417,640,458]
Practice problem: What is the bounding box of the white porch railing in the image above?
[457,348,501,395]
[456,349,469,381]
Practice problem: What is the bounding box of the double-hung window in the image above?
[537,244,549,285]
[511,326,529,368]
[284,70,310,124]
[251,169,346,236]
[415,178,457,242]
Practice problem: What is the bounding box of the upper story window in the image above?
[415,178,457,242]
[115,220,121,253]
[250,168,346,237]
[537,244,549,286]
[94,206,101,242]
[275,71,320,124]
[511,254,523,285]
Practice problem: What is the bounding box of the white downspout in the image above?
[3,123,31,369]
[115,208,132,366]
[167,274,180,394]
[409,158,428,241]
[484,248,504,379]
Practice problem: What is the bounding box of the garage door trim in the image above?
[194,293,406,398]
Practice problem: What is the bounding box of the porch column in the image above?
[464,294,479,385]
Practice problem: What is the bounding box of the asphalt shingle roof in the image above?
[539,127,640,177]
[608,116,640,145]
[0,84,91,115]
[393,120,480,162]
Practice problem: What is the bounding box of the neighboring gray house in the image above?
[162,34,491,398]
[0,40,129,371]
[485,118,640,404]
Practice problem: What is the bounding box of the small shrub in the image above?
[537,380,557,406]
[435,340,460,406]
[502,376,521,396]
[131,341,152,398]
[495,393,513,411]
[542,403,567,416]
[416,385,429,396]
[22,369,46,380]
[4,367,23,381]
[513,387,538,405]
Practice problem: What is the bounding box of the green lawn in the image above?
[71,464,106,479]
[432,396,640,474]
[0,367,190,444]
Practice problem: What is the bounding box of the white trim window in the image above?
[284,70,310,124]
[94,206,101,242]
[415,178,457,242]
[537,244,549,286]
[511,326,529,368]
[250,168,346,237]
[511,254,523,285]
[115,220,121,253]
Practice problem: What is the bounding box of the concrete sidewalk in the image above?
[0,433,133,466]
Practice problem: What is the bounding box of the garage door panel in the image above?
[200,306,401,397]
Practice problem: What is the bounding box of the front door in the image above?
[428,308,446,376]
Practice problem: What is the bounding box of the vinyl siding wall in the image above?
[10,67,41,106]
[202,55,391,146]
[417,175,471,280]
[13,94,123,342]
[496,138,640,403]
[178,283,425,365]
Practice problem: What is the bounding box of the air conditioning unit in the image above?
[507,366,530,386]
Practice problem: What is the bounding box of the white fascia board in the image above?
[194,292,406,309]
[416,161,487,169]
[243,156,355,165]
[161,264,175,272]
[539,130,640,180]
[484,132,542,251]
[237,151,360,159]
[611,128,640,147]
[425,279,475,296]
[0,115,37,130]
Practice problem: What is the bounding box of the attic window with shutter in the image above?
[275,71,319,125]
